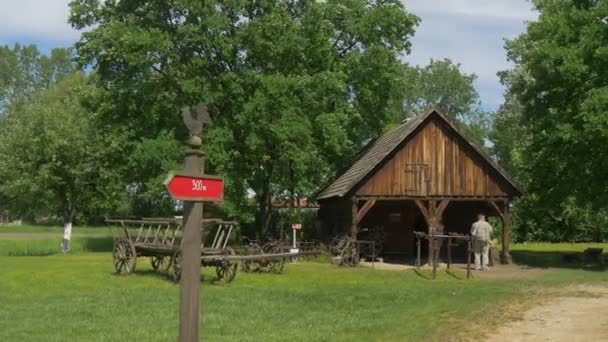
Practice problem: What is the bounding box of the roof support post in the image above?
[414,199,449,266]
[489,200,512,264]
[351,199,376,238]
[351,200,358,237]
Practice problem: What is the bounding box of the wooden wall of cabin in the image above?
[356,117,514,198]
[358,201,423,258]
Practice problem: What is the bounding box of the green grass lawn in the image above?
[0,224,113,256]
[1,225,607,341]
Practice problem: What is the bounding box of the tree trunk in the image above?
[60,211,73,253]
[256,188,274,239]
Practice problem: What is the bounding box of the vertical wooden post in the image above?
[416,235,421,269]
[466,237,472,279]
[351,198,376,238]
[447,237,452,270]
[490,199,512,265]
[415,199,449,268]
[501,202,512,264]
[414,200,433,266]
[428,201,437,268]
[178,104,210,342]
[431,235,437,280]
[351,200,358,238]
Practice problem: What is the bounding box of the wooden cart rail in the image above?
[202,250,322,262]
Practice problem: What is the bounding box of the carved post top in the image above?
[182,103,211,148]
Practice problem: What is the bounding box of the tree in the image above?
[490,69,530,182]
[400,59,491,145]
[0,44,75,112]
[499,0,608,242]
[0,73,124,251]
[69,0,419,236]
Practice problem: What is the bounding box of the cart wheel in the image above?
[269,259,285,274]
[241,243,262,273]
[215,247,238,283]
[269,245,285,274]
[113,238,137,275]
[151,256,169,272]
[242,260,260,273]
[171,250,182,282]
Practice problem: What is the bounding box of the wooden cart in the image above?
[107,218,239,283]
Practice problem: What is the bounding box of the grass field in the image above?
[1,225,607,341]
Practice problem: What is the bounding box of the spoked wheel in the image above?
[242,260,261,273]
[171,250,182,282]
[269,259,285,274]
[340,240,360,267]
[113,238,137,275]
[151,256,169,272]
[241,243,263,273]
[215,247,238,283]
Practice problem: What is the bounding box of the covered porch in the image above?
[352,197,512,263]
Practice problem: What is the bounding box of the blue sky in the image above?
[0,0,537,111]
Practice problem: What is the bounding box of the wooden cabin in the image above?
[316,109,522,263]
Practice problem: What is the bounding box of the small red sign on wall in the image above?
[164,172,224,202]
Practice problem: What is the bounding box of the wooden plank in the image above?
[488,200,505,220]
[354,199,377,225]
[351,200,358,237]
[353,195,509,201]
[436,199,450,217]
[414,199,430,223]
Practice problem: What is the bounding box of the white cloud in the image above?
[402,0,537,110]
[0,0,535,110]
[403,0,537,21]
[0,0,78,42]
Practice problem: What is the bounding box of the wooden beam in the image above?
[414,199,431,223]
[501,202,512,264]
[354,195,509,202]
[436,199,450,217]
[354,199,376,226]
[488,200,505,220]
[351,200,358,237]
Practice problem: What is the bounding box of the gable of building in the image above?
[316,109,521,200]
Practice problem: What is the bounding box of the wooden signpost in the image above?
[291,223,301,254]
[167,103,222,342]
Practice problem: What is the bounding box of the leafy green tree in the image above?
[400,59,491,144]
[0,73,124,251]
[0,44,75,112]
[69,0,419,236]
[490,69,530,182]
[499,0,608,242]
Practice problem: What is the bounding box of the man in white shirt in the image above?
[470,214,493,271]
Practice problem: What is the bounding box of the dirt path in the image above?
[484,284,608,342]
[360,261,550,279]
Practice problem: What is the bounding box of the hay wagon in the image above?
[107,218,239,283]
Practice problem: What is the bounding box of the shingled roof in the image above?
[316,109,522,200]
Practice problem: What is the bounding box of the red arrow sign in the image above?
[164,172,224,201]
